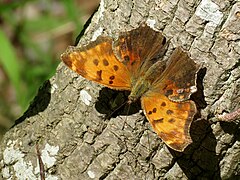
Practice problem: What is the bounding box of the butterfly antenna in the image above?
[105,100,128,120]
[147,130,151,153]
[121,102,133,130]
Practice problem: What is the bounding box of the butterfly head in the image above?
[127,95,137,104]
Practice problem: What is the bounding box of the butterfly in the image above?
[61,24,200,152]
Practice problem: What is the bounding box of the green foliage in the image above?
[0,1,83,114]
[0,29,22,105]
[62,0,82,31]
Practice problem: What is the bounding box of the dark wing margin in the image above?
[152,47,200,102]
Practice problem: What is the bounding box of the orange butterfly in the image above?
[61,24,200,152]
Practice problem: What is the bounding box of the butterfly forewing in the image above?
[113,24,168,80]
[61,36,131,90]
[152,47,200,102]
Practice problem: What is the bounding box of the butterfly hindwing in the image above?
[61,36,131,90]
[141,92,196,151]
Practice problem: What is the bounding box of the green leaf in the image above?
[0,29,23,108]
[62,0,83,31]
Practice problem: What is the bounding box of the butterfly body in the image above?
[128,59,166,102]
[128,75,150,102]
[61,24,200,152]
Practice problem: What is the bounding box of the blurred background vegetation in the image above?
[0,0,99,140]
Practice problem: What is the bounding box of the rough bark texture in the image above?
[1,0,240,179]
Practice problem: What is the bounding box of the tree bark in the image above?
[1,0,240,179]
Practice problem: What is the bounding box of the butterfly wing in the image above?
[139,47,199,151]
[141,92,196,151]
[61,36,131,90]
[113,24,168,79]
[152,47,200,102]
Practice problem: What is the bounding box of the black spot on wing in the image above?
[154,118,164,123]
[113,65,119,71]
[165,89,173,96]
[96,70,103,80]
[93,59,99,66]
[161,102,166,107]
[166,110,174,115]
[103,59,109,66]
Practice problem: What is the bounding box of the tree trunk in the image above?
[1,0,239,179]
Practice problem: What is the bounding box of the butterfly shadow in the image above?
[14,80,51,126]
[169,119,220,179]
[95,87,141,119]
[220,121,240,141]
[168,68,221,179]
